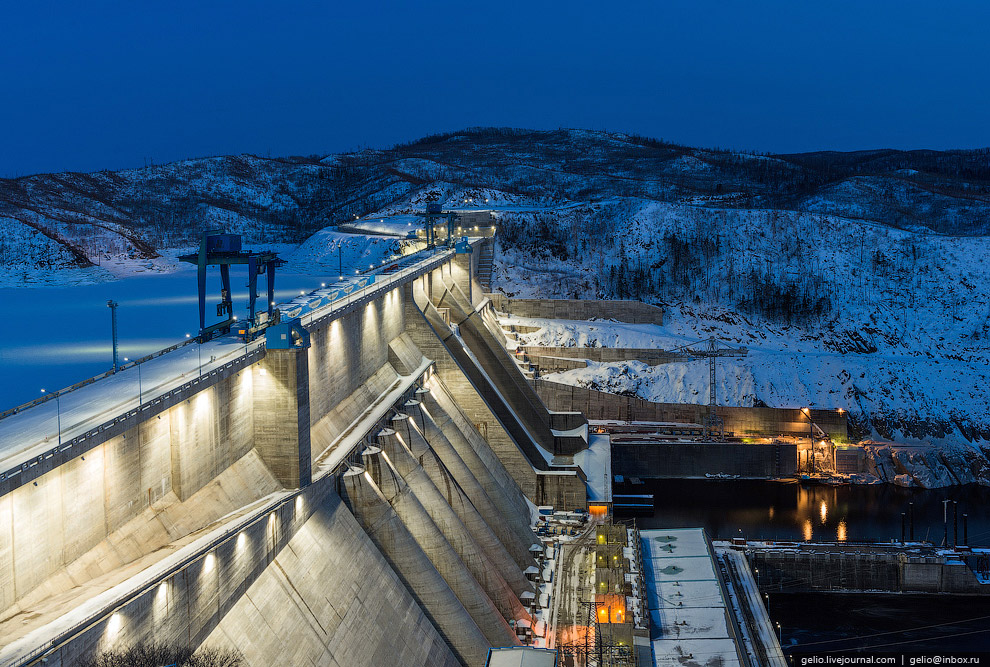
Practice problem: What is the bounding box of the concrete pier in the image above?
[376,430,531,622]
[404,398,538,577]
[359,446,519,649]
[341,466,490,666]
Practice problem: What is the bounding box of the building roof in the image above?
[486,646,558,667]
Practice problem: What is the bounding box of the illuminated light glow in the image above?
[295,495,304,513]
[107,612,122,634]
[236,532,247,549]
[203,553,215,573]
[820,501,828,525]
[156,581,168,601]
[259,367,266,376]
[837,520,847,542]
[803,519,813,541]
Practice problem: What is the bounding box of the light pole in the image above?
[186,333,202,378]
[802,408,814,474]
[107,300,119,372]
[41,389,61,446]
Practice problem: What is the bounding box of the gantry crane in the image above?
[414,202,461,248]
[673,336,748,440]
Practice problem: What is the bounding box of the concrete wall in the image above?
[488,296,664,325]
[748,550,988,594]
[535,380,849,440]
[306,287,405,431]
[0,368,266,614]
[403,275,541,501]
[17,474,457,667]
[203,485,459,667]
[521,346,688,373]
[612,441,797,479]
[3,252,603,666]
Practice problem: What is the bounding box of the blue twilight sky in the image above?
[2,1,989,177]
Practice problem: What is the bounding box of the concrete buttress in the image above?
[341,466,490,667]
[379,424,532,620]
[404,394,537,570]
[359,447,520,649]
[253,348,312,488]
[422,381,539,546]
[398,402,537,593]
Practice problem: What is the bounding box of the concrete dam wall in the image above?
[0,243,587,667]
[612,440,798,479]
[534,379,849,441]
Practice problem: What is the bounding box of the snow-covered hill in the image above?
[3,127,990,451]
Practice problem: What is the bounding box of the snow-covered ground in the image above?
[506,313,989,444]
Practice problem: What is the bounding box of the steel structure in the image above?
[415,202,461,248]
[178,232,284,341]
[674,336,748,439]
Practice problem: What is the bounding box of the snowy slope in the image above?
[3,127,990,452]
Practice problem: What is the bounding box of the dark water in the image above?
[634,479,990,545]
[630,479,990,654]
[771,593,990,655]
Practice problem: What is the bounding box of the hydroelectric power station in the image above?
[0,232,598,666]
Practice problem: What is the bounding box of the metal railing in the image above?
[0,338,201,421]
[0,246,460,495]
[0,348,264,495]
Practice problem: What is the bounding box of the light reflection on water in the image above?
[639,479,990,545]
[0,266,340,409]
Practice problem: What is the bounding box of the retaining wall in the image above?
[748,549,988,595]
[613,441,797,479]
[534,380,848,440]
[488,296,664,325]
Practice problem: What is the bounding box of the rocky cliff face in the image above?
[864,441,990,488]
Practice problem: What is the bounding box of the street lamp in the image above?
[41,389,61,446]
[107,300,119,372]
[802,408,814,474]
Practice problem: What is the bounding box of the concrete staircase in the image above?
[477,242,494,291]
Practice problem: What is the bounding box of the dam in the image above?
[0,237,589,666]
